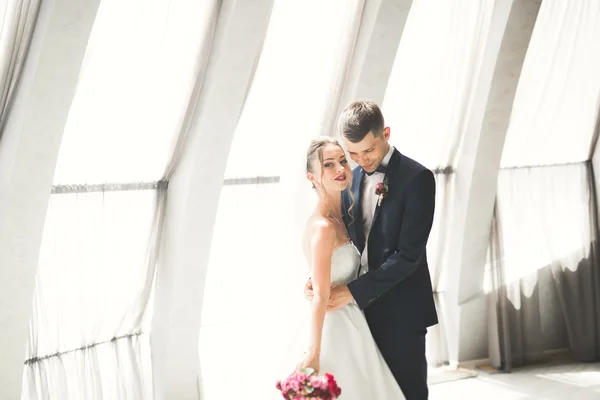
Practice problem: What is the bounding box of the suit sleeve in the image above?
[347,169,436,309]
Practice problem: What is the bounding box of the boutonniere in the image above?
[375,178,388,206]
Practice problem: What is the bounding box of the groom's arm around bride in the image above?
[347,167,436,310]
[343,158,438,400]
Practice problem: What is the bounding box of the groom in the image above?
[305,100,438,399]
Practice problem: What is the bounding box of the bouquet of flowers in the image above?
[276,368,341,399]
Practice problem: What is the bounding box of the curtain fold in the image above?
[0,0,41,135]
[492,163,599,367]
[500,2,600,169]
[489,0,600,369]
[24,1,220,398]
[550,164,600,361]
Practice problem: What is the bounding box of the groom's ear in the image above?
[383,127,391,141]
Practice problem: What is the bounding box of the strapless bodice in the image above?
[330,242,361,286]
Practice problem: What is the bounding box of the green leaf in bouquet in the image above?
[305,386,314,394]
[297,367,316,376]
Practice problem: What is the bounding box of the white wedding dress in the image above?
[292,241,406,399]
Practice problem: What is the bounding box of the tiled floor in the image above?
[429,362,600,400]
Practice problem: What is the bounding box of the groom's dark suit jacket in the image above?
[341,149,438,333]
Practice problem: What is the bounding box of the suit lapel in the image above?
[370,149,401,235]
[351,167,366,253]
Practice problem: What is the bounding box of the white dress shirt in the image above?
[359,145,395,275]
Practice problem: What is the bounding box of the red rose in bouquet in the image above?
[276,368,341,399]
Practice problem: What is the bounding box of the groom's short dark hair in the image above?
[338,100,385,143]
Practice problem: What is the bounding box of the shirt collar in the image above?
[380,145,395,168]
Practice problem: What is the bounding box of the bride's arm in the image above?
[301,219,335,370]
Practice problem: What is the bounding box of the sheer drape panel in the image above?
[200,182,312,400]
[381,0,499,366]
[24,189,158,399]
[488,1,600,368]
[317,1,365,137]
[589,166,600,361]
[224,0,365,178]
[0,0,41,134]
[382,0,496,168]
[25,1,217,398]
[24,333,152,400]
[548,164,599,360]
[500,1,600,168]
[52,0,216,184]
[493,164,599,364]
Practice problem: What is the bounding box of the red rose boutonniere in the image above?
[375,178,388,206]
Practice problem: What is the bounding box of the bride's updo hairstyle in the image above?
[305,136,354,223]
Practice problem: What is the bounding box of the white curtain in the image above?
[0,0,41,134]
[495,164,598,364]
[500,1,600,169]
[199,1,364,399]
[490,0,600,368]
[381,0,499,367]
[23,0,217,398]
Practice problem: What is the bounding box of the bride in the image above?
[295,136,405,399]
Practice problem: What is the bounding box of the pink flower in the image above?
[295,372,307,382]
[309,376,326,390]
[276,370,341,398]
[289,378,300,392]
[375,181,387,195]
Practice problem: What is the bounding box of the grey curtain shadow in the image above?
[489,162,600,370]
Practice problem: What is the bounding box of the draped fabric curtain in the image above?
[0,0,41,135]
[492,164,600,368]
[381,0,499,367]
[198,1,365,399]
[23,1,219,398]
[489,0,600,370]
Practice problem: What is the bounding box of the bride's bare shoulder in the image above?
[302,216,336,260]
[303,216,336,247]
[305,215,334,234]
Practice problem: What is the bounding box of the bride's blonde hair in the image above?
[306,137,355,224]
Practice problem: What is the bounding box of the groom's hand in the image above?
[327,285,353,311]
